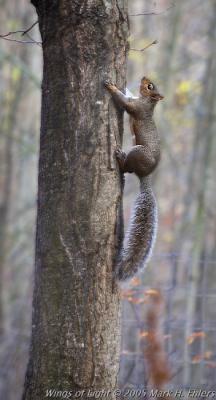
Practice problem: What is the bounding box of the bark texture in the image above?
[23,1,129,399]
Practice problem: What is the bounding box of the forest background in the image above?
[1,0,216,398]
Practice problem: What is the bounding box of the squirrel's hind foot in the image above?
[115,148,126,172]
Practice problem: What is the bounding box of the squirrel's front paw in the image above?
[104,79,116,89]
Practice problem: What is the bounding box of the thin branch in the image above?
[21,20,39,36]
[0,36,42,45]
[130,39,158,52]
[25,33,41,47]
[129,3,174,17]
[0,30,26,38]
[0,20,41,46]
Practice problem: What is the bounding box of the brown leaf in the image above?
[139,330,149,338]
[131,277,142,286]
[192,354,202,364]
[187,331,206,345]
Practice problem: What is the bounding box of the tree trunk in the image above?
[23,1,129,399]
[0,42,28,336]
[183,0,216,385]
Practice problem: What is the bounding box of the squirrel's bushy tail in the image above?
[116,176,157,281]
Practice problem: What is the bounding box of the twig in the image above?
[0,36,42,45]
[21,20,38,36]
[129,3,174,17]
[0,30,26,38]
[0,20,41,46]
[130,40,158,52]
[25,33,41,47]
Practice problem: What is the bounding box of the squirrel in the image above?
[104,77,164,281]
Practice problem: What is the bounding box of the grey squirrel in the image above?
[104,77,164,281]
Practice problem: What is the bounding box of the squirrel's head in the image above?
[140,77,164,102]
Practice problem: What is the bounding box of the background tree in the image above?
[0,2,41,398]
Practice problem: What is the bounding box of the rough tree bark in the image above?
[23,1,129,399]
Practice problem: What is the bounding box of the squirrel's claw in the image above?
[115,148,126,159]
[115,148,126,172]
[104,79,116,88]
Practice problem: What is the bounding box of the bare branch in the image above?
[0,20,41,46]
[129,3,174,17]
[0,36,42,45]
[21,20,39,36]
[25,33,41,47]
[130,40,158,52]
[0,30,25,38]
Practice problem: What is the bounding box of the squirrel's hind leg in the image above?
[115,145,156,176]
[124,145,156,177]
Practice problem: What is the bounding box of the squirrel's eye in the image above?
[148,83,154,90]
